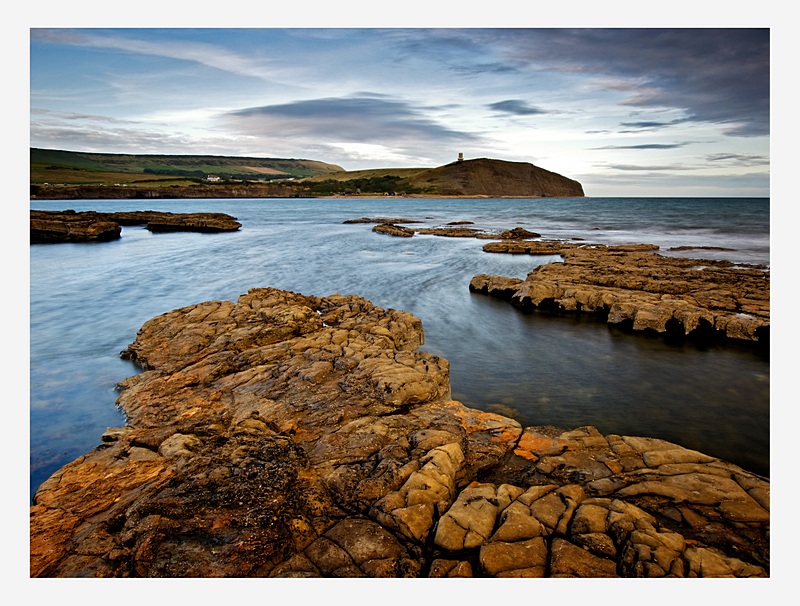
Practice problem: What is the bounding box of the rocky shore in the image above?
[30,209,242,243]
[30,288,769,578]
[350,218,769,345]
[471,241,769,344]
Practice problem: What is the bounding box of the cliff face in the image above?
[30,183,303,200]
[407,158,584,197]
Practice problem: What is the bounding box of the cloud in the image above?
[617,118,692,132]
[706,153,770,167]
[604,163,692,172]
[583,170,769,192]
[596,157,770,174]
[30,108,141,125]
[223,95,479,147]
[30,110,248,155]
[488,100,547,116]
[31,28,276,81]
[591,143,689,150]
[30,123,201,152]
[388,29,520,76]
[476,28,769,137]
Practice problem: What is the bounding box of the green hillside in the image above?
[30,148,344,185]
[300,158,585,197]
[301,167,428,182]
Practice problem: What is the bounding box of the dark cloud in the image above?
[621,121,672,129]
[387,29,521,77]
[618,118,692,132]
[706,153,770,167]
[31,108,136,125]
[598,158,770,174]
[605,164,688,172]
[592,143,689,150]
[465,28,769,137]
[223,96,478,145]
[488,100,547,116]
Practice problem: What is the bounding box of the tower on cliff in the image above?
[457,153,464,162]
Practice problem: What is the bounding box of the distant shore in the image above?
[31,185,566,201]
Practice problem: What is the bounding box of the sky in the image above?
[28,23,772,197]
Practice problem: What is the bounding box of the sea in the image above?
[29,197,771,499]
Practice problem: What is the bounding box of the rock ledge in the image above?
[471,241,769,344]
[30,209,241,243]
[30,288,769,578]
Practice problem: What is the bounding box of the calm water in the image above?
[29,197,770,497]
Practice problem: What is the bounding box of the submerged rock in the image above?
[361,220,542,240]
[372,223,416,237]
[29,288,769,578]
[343,217,421,225]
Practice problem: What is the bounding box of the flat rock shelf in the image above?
[471,241,769,345]
[30,209,241,243]
[29,288,769,578]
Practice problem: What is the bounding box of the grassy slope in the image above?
[300,167,429,182]
[30,148,344,185]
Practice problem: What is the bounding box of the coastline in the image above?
[31,189,564,201]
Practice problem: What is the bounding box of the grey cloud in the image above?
[30,122,232,155]
[223,96,479,145]
[706,153,770,167]
[388,29,519,75]
[488,100,547,116]
[618,118,691,132]
[31,108,137,125]
[605,164,688,172]
[621,121,672,129]
[598,159,770,173]
[451,62,520,76]
[583,170,769,192]
[591,143,688,150]
[455,28,769,137]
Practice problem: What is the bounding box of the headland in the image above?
[30,148,584,200]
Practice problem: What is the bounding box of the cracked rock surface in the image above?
[470,241,769,343]
[30,288,769,577]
